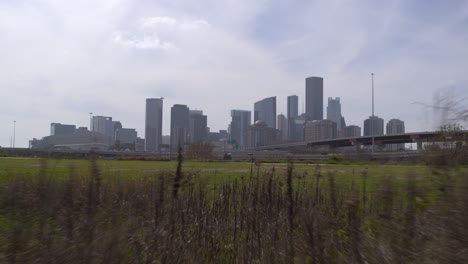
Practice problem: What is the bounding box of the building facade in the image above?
[230,110,251,148]
[247,121,278,148]
[189,110,208,144]
[290,114,306,142]
[170,104,190,149]
[287,95,298,141]
[304,120,337,142]
[91,116,113,137]
[386,119,405,151]
[145,98,163,152]
[277,114,288,140]
[50,123,76,136]
[344,125,361,137]
[254,96,276,129]
[91,116,114,144]
[363,116,384,136]
[327,97,343,133]
[305,76,323,121]
[115,128,137,150]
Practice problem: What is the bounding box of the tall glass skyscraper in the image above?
[254,96,276,129]
[287,95,299,141]
[189,110,208,144]
[145,98,163,152]
[170,104,190,149]
[230,110,251,148]
[327,97,342,131]
[305,76,323,121]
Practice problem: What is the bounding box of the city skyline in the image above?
[2,1,468,147]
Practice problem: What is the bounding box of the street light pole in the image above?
[371,73,375,154]
[13,120,16,148]
[89,112,93,130]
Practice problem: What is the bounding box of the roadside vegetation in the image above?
[1,150,467,263]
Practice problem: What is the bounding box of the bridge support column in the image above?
[416,140,423,151]
[354,142,362,152]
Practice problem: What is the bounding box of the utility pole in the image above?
[13,120,16,148]
[371,73,375,154]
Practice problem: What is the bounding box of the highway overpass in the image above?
[249,131,467,151]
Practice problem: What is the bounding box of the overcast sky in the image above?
[1,0,468,147]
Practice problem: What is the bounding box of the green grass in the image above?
[1,157,467,262]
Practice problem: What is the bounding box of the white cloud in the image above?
[140,16,177,28]
[0,0,467,147]
[113,32,173,49]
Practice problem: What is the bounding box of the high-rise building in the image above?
[363,116,384,136]
[341,117,346,128]
[290,114,306,142]
[145,98,163,152]
[247,121,278,148]
[170,104,190,149]
[344,125,361,137]
[91,116,113,144]
[115,128,137,150]
[327,97,342,132]
[189,110,208,144]
[112,121,122,142]
[254,96,276,129]
[287,95,298,141]
[287,95,298,120]
[304,120,337,142]
[230,110,251,148]
[277,114,288,140]
[386,119,405,151]
[91,116,113,136]
[305,76,323,121]
[50,123,76,136]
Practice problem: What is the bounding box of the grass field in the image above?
[1,157,467,263]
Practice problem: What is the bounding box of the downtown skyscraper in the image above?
[305,76,323,121]
[189,110,208,144]
[230,110,251,148]
[145,98,163,152]
[327,97,343,132]
[386,119,405,151]
[254,96,276,129]
[170,104,190,149]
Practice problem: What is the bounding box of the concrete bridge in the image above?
[249,131,467,151]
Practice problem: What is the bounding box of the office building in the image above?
[230,110,251,148]
[145,98,163,152]
[247,121,278,148]
[290,114,306,142]
[254,96,276,129]
[189,110,208,144]
[363,116,384,136]
[305,76,323,121]
[304,120,337,142]
[287,95,298,141]
[386,119,405,151]
[91,116,113,137]
[136,137,145,152]
[344,125,361,137]
[115,128,137,150]
[277,114,288,140]
[327,97,343,132]
[50,123,76,136]
[91,116,114,144]
[30,130,110,151]
[170,104,190,149]
[287,95,298,120]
